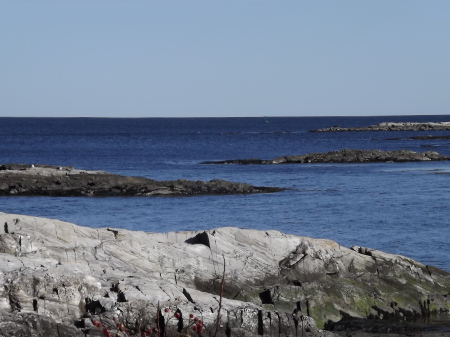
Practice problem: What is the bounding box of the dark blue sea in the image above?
[1,116,450,272]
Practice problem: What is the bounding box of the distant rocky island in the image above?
[0,212,449,336]
[0,163,282,196]
[310,121,450,132]
[201,149,450,165]
[387,135,450,141]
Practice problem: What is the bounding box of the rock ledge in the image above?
[201,149,450,165]
[0,212,449,336]
[0,164,283,196]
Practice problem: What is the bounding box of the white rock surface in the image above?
[0,212,449,336]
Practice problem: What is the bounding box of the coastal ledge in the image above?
[309,121,450,132]
[0,212,449,336]
[201,149,450,165]
[0,163,283,197]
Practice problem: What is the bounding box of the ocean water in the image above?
[1,116,450,272]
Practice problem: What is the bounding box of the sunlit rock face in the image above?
[0,212,449,336]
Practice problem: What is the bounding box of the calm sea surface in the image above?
[1,116,449,272]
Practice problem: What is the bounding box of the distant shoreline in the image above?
[201,149,450,165]
[310,121,450,132]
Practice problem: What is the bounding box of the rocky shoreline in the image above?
[0,212,449,336]
[0,164,283,197]
[387,135,450,141]
[310,122,450,132]
[201,149,450,165]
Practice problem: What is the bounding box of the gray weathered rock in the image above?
[0,212,449,336]
[201,149,450,165]
[0,164,283,196]
[310,122,450,132]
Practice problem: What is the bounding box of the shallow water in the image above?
[1,116,449,272]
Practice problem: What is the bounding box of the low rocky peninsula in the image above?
[201,149,450,165]
[0,212,449,336]
[0,164,282,196]
[387,135,450,141]
[310,122,450,132]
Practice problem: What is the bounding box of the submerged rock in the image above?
[310,122,450,132]
[0,212,449,336]
[201,149,450,165]
[0,163,283,196]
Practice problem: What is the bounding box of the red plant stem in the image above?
[214,255,226,337]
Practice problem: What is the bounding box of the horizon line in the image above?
[0,113,449,119]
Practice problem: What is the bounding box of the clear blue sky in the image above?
[1,1,449,117]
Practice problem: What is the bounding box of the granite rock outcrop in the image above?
[310,122,450,132]
[201,149,450,165]
[0,212,449,336]
[0,164,283,197]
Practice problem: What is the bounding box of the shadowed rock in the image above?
[201,149,450,165]
[0,212,449,336]
[0,163,283,196]
[387,135,450,140]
